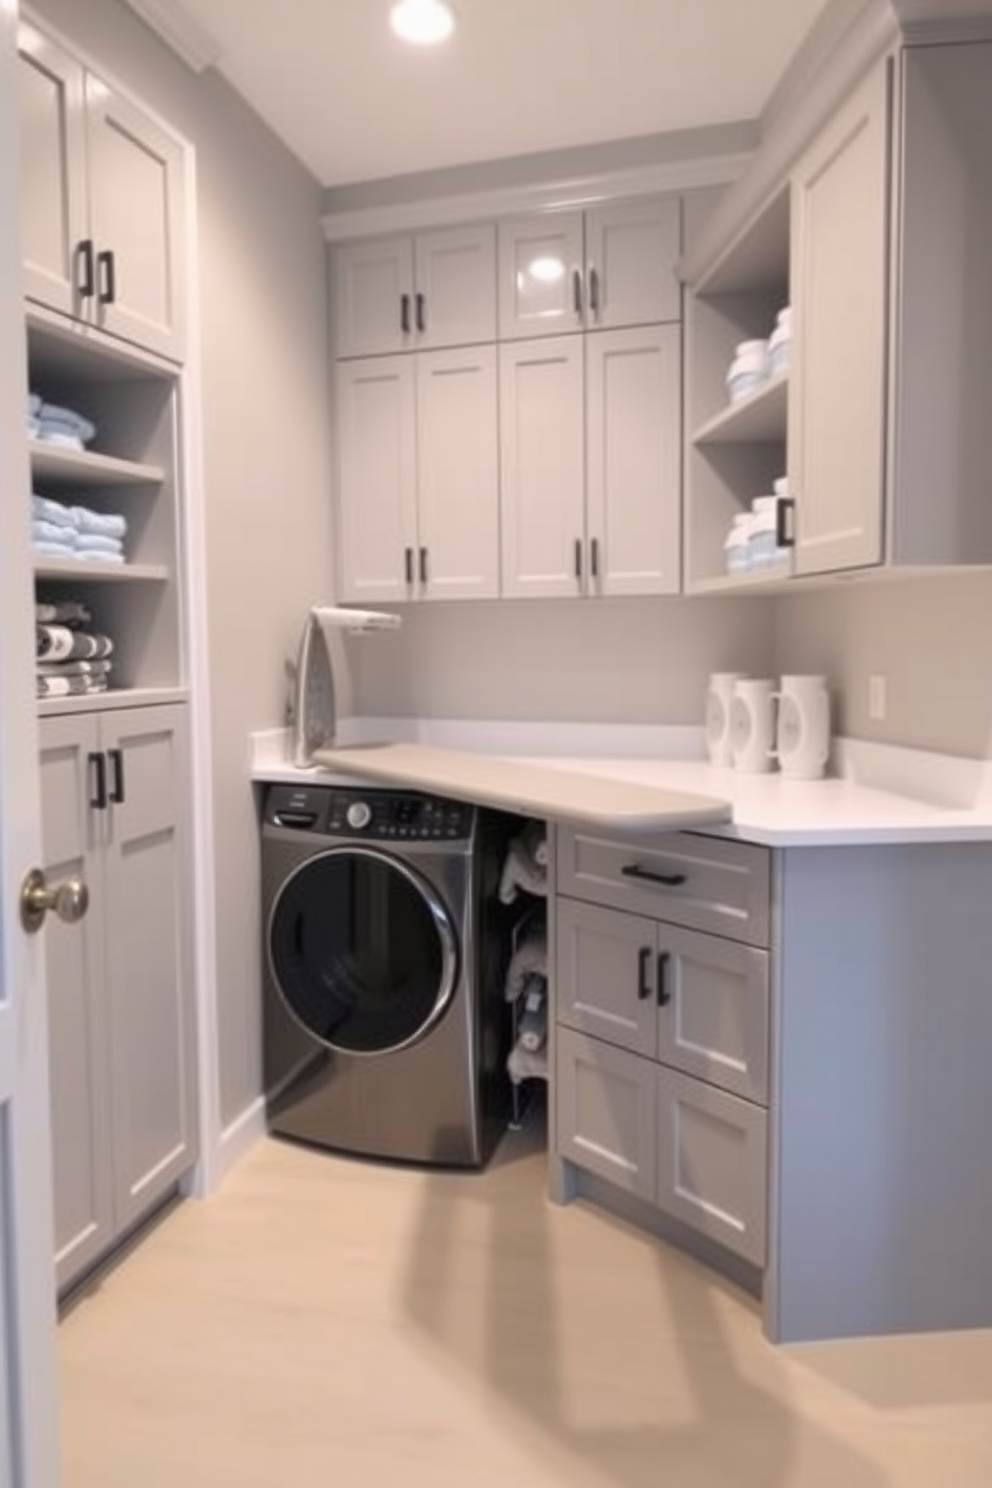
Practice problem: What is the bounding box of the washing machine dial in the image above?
[345,800,373,831]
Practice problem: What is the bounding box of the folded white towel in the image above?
[32,495,78,529]
[36,429,85,451]
[71,506,127,539]
[37,658,111,678]
[75,533,124,556]
[36,626,113,662]
[38,403,97,443]
[36,601,91,626]
[504,928,547,1002]
[36,675,108,699]
[507,1043,548,1086]
[33,539,77,558]
[499,821,549,903]
[32,520,77,547]
[78,549,125,564]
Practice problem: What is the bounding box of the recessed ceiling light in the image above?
[390,0,456,46]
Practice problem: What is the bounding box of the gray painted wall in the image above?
[773,572,992,757]
[35,0,335,1129]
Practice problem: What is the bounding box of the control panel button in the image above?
[345,801,373,830]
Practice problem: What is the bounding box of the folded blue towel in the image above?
[78,549,125,564]
[32,495,78,529]
[36,428,86,452]
[32,520,77,547]
[38,403,97,443]
[71,506,127,539]
[75,533,123,556]
[33,539,77,558]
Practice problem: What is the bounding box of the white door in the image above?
[585,324,682,596]
[416,345,499,600]
[498,212,585,339]
[499,335,585,597]
[413,224,496,349]
[333,236,414,358]
[86,73,187,362]
[336,356,418,603]
[584,196,682,329]
[0,7,63,1483]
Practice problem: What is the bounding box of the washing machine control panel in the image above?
[326,789,473,842]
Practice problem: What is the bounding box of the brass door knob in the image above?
[20,869,89,935]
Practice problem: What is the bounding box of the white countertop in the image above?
[251,721,992,846]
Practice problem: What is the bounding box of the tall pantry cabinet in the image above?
[17,12,198,1297]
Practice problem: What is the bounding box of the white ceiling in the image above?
[164,0,833,188]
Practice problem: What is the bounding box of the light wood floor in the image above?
[59,1122,992,1488]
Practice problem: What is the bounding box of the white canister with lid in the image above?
[730,678,777,773]
[705,672,748,766]
[773,674,831,779]
[748,497,779,568]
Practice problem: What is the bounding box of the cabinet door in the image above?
[556,899,657,1058]
[556,1027,657,1201]
[499,336,585,597]
[655,924,769,1104]
[586,324,681,596]
[657,1067,767,1265]
[416,346,499,599]
[102,705,196,1233]
[334,236,414,358]
[17,23,87,317]
[585,196,682,329]
[337,356,418,603]
[38,715,114,1295]
[790,61,891,575]
[85,74,187,361]
[414,224,496,349]
[498,212,585,339]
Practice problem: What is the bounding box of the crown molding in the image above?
[321,152,752,242]
[122,0,222,73]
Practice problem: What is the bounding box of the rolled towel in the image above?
[37,658,111,678]
[32,520,77,548]
[524,820,549,868]
[36,600,91,626]
[38,403,97,444]
[36,674,108,699]
[504,927,547,1002]
[77,548,125,564]
[75,533,124,557]
[36,428,86,452]
[518,979,547,1053]
[36,626,113,662]
[71,506,127,539]
[499,820,549,903]
[507,1043,548,1086]
[32,495,78,529]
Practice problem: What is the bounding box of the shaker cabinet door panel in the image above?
[414,224,496,349]
[499,336,585,597]
[556,898,658,1058]
[416,345,500,599]
[334,237,414,358]
[790,61,890,575]
[86,75,187,361]
[585,196,682,329]
[557,1027,657,1202]
[586,324,681,596]
[337,356,418,602]
[498,213,585,340]
[17,25,87,317]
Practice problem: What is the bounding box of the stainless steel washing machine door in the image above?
[267,846,459,1055]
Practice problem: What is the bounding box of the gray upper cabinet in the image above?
[334,225,497,358]
[39,703,196,1295]
[789,61,890,577]
[16,18,187,362]
[498,197,681,339]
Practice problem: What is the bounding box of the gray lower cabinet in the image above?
[556,1026,657,1201]
[38,703,196,1294]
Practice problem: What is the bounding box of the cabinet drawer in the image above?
[557,827,770,946]
[556,1027,656,1202]
[657,1067,767,1266]
[657,924,769,1105]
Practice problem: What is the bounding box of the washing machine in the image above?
[261,781,516,1167]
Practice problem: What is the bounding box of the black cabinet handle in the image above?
[590,537,600,579]
[108,748,125,805]
[776,495,796,550]
[97,249,116,306]
[76,238,95,300]
[657,951,672,1008]
[621,863,687,889]
[637,946,652,1002]
[572,267,583,318]
[404,546,414,585]
[400,293,411,334]
[415,292,426,334]
[588,265,600,317]
[574,538,583,581]
[419,546,428,585]
[89,751,107,811]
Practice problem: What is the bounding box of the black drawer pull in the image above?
[621,864,687,889]
[108,748,125,804]
[657,951,672,1008]
[637,946,652,1001]
[89,751,107,811]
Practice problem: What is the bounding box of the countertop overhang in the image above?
[313,743,732,833]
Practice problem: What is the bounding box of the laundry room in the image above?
[2,1,992,1486]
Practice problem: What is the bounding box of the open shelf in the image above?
[28,441,165,487]
[33,558,169,582]
[688,560,794,595]
[37,685,189,718]
[693,373,788,446]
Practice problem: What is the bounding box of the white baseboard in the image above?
[216,1097,267,1186]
